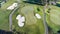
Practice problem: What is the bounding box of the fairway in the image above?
[21,6,37,25]
[50,6,60,25]
[46,5,60,33]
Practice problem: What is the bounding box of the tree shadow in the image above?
[57,30,60,34]
[13,29,24,34]
[0,30,13,34]
[0,29,23,34]
[56,3,60,7]
[23,0,44,6]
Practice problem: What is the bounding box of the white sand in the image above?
[35,13,41,19]
[16,15,25,27]
[7,3,18,10]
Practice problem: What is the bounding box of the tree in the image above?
[0,1,1,8]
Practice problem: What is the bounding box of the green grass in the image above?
[57,2,60,4]
[50,7,60,25]
[0,9,11,30]
[21,6,37,25]
[12,4,45,34]
[46,5,60,33]
[0,0,17,31]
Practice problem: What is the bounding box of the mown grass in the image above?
[46,5,60,33]
[0,0,16,31]
[21,6,37,25]
[57,2,60,4]
[12,4,45,34]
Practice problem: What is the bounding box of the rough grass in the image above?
[0,9,11,30]
[0,0,16,31]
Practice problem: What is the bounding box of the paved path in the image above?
[43,6,48,34]
[9,5,20,31]
[43,13,48,34]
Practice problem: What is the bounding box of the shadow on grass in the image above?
[56,3,60,7]
[23,1,44,6]
[57,30,60,34]
[0,29,13,34]
[0,29,24,34]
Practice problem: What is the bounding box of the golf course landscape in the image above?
[46,5,60,34]
[0,0,17,30]
[12,4,45,34]
[0,0,60,34]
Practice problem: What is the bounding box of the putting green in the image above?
[21,6,37,25]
